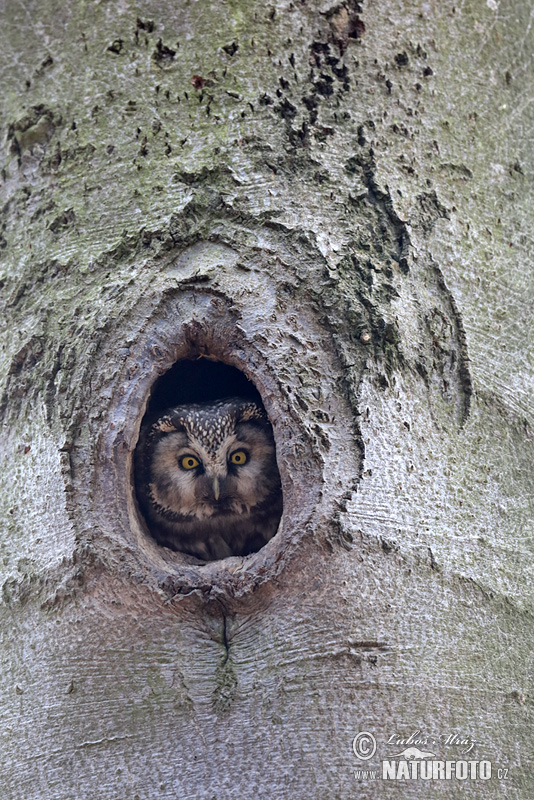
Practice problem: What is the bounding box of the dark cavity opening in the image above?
[134,358,283,563]
[146,358,262,414]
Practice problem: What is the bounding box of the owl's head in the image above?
[141,398,281,522]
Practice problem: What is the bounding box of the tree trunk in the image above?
[0,0,532,797]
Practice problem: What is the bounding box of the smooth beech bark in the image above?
[0,1,532,798]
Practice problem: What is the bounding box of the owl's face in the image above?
[135,397,283,559]
[144,401,279,519]
[149,414,276,519]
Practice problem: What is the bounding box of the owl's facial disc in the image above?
[147,415,278,521]
[136,397,282,558]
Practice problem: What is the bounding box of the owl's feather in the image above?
[134,397,282,561]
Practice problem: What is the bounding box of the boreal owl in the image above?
[134,397,283,561]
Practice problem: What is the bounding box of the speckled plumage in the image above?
[134,397,283,561]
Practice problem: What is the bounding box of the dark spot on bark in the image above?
[377,374,389,389]
[314,74,334,96]
[192,75,205,90]
[395,52,409,67]
[107,39,124,55]
[423,66,433,77]
[311,40,329,57]
[222,41,239,56]
[276,98,297,119]
[301,94,318,124]
[153,39,176,66]
[289,121,309,147]
[332,62,349,81]
[137,17,155,32]
[391,122,411,137]
[351,18,365,38]
[34,54,54,77]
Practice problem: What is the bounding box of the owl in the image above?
[134,397,283,561]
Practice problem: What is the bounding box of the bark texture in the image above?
[0,0,532,798]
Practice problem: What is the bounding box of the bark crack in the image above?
[221,613,231,664]
[212,614,237,713]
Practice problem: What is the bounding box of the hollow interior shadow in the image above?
[146,357,263,415]
[135,357,281,562]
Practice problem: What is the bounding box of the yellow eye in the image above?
[230,450,248,466]
[180,455,200,470]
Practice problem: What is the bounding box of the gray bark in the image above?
[0,0,532,798]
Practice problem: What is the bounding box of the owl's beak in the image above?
[212,476,220,501]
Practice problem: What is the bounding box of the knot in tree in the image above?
[0,1,532,797]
